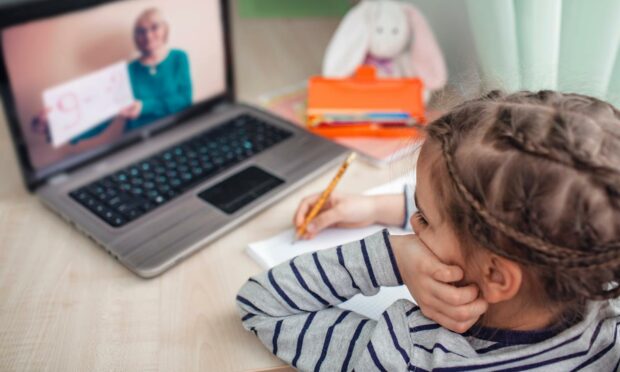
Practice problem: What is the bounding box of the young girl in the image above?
[237,90,620,371]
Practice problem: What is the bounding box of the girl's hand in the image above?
[390,234,488,333]
[294,193,407,240]
[293,194,378,239]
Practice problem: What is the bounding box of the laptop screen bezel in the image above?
[0,0,235,191]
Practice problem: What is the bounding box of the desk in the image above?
[0,11,416,372]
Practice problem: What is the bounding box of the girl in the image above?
[237,91,620,371]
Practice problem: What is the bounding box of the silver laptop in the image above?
[0,0,346,277]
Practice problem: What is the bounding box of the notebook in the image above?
[246,176,416,319]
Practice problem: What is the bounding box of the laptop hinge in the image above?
[48,173,69,186]
[212,101,233,113]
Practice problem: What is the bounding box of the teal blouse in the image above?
[71,49,192,143]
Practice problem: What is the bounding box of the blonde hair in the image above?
[133,7,169,47]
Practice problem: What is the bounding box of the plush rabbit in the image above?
[323,0,447,92]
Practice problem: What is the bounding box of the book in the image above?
[246,176,416,319]
[258,84,424,167]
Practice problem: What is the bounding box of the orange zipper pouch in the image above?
[306,65,426,137]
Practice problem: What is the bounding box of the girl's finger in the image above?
[422,286,488,323]
[431,264,464,283]
[306,209,341,235]
[428,280,480,306]
[420,307,480,334]
[411,239,464,284]
[294,194,335,227]
[294,194,320,226]
[441,298,488,323]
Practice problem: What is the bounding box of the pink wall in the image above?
[2,0,225,169]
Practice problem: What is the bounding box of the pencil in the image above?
[293,152,357,242]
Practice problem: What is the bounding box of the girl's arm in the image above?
[237,229,404,371]
[375,184,417,229]
[293,184,415,240]
[290,186,485,335]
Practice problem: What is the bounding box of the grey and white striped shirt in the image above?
[237,229,620,371]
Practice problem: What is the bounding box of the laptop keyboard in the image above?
[69,114,293,228]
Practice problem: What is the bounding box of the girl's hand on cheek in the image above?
[390,234,488,333]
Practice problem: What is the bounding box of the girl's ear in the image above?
[401,4,447,91]
[322,1,373,77]
[479,255,523,304]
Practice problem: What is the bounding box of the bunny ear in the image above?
[322,1,372,77]
[402,4,447,90]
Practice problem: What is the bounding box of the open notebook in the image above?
[246,176,417,319]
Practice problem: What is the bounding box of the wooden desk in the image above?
[0,11,420,372]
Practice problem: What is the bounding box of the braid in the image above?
[441,138,585,260]
[440,127,620,269]
[491,103,620,201]
[426,90,620,302]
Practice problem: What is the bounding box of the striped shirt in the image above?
[237,229,620,371]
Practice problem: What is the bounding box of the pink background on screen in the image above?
[2,0,225,169]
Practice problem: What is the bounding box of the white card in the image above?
[43,61,134,147]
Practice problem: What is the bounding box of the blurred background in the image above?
[232,0,620,108]
[1,0,618,107]
[232,0,479,105]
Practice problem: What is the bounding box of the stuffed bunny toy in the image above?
[323,0,447,92]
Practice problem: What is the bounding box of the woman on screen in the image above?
[120,7,193,130]
[32,7,193,148]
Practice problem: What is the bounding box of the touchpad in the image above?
[198,166,284,214]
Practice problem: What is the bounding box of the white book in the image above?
[246,176,417,319]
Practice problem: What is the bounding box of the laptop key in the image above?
[71,190,90,203]
[124,209,142,220]
[153,195,167,205]
[170,178,182,189]
[117,200,142,213]
[141,201,155,212]
[84,197,98,209]
[110,215,126,227]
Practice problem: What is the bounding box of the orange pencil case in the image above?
[306,65,426,137]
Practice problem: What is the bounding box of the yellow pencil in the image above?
[294,152,357,242]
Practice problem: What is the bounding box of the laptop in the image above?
[0,0,346,278]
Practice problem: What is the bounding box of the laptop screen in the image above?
[1,0,227,179]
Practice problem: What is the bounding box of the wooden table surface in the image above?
[0,9,418,372]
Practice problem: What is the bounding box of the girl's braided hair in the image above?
[425,90,620,303]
